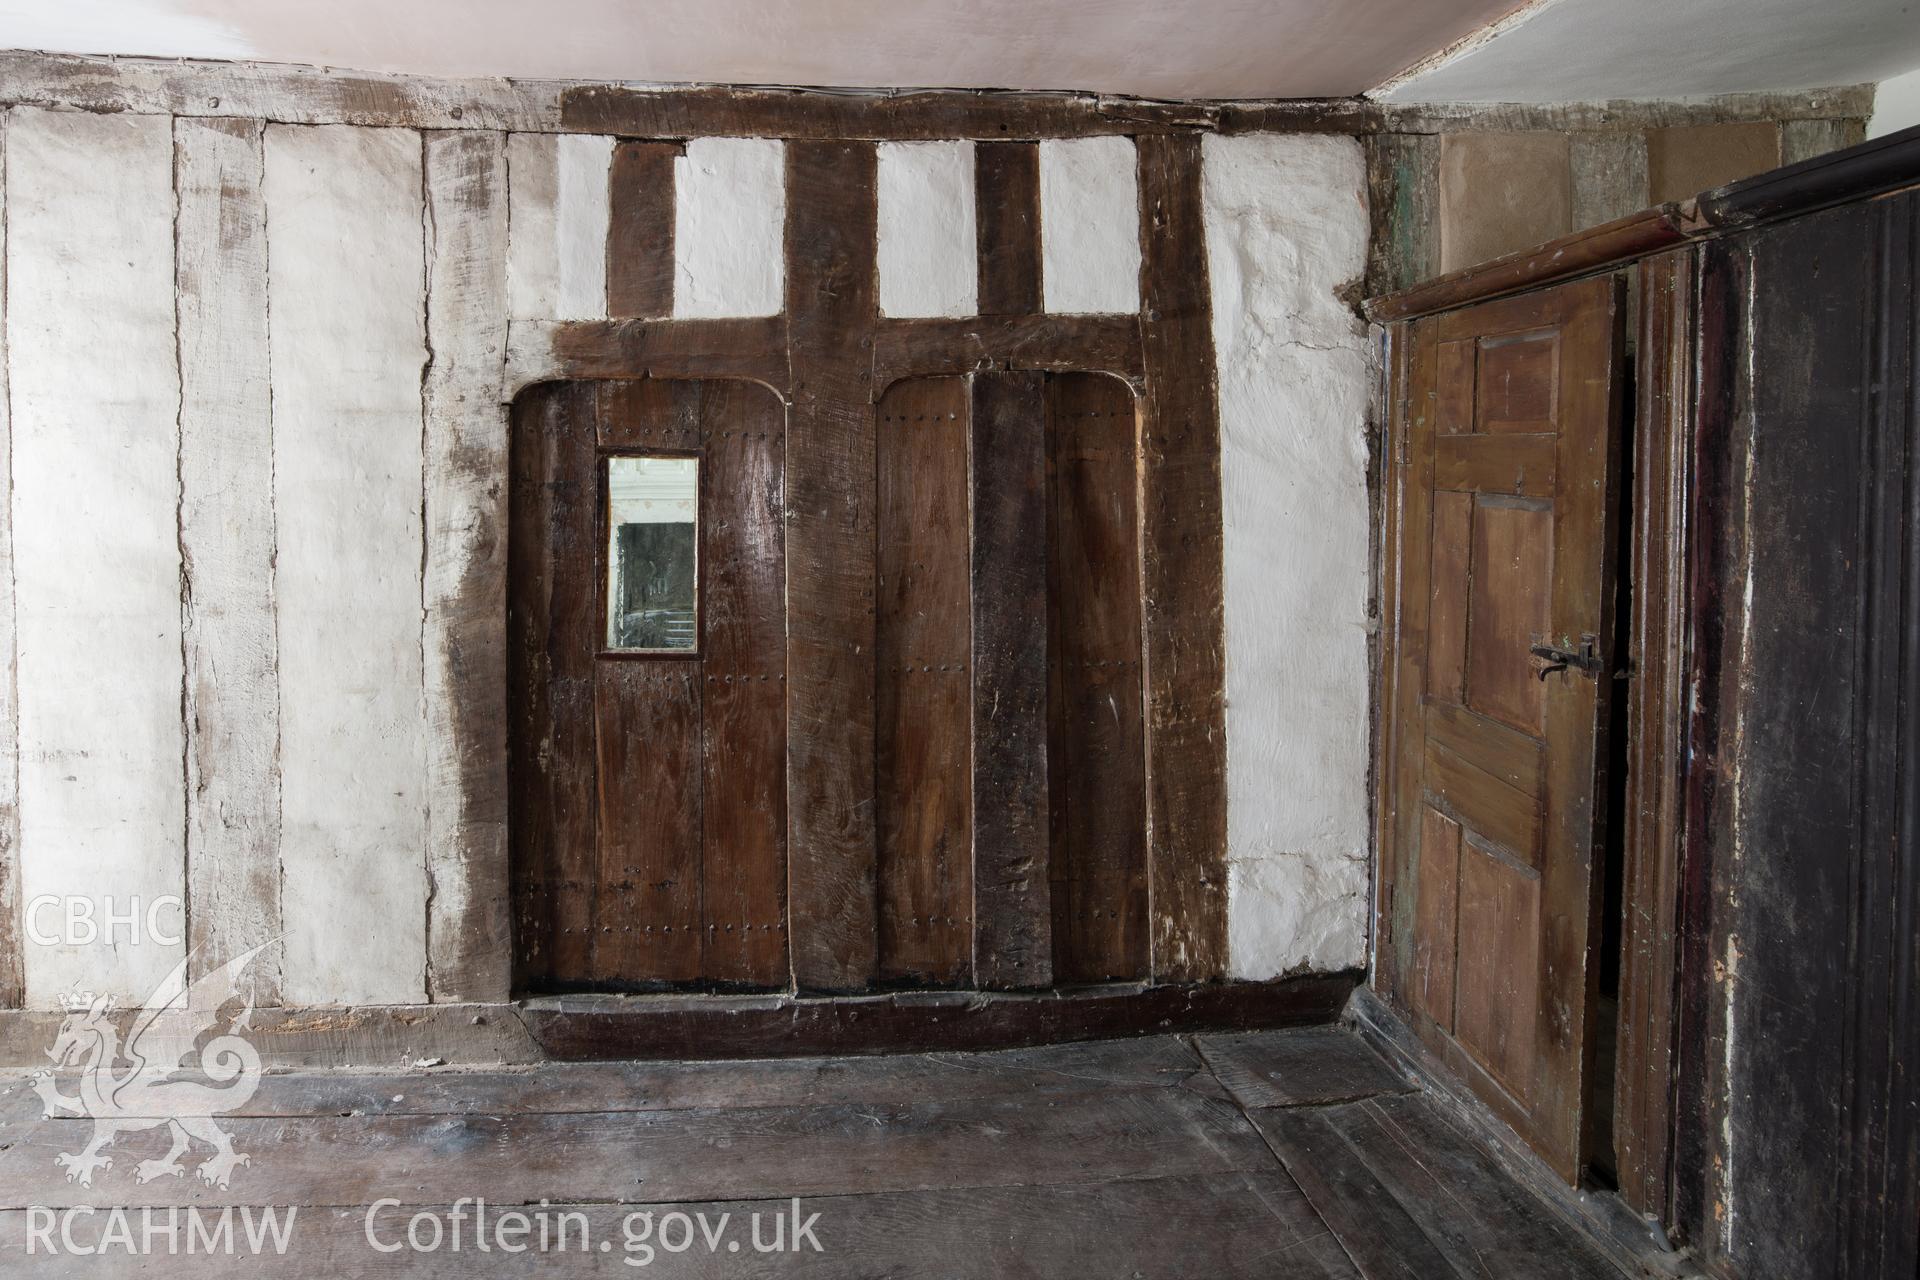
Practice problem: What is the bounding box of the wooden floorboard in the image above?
[0,1086,1269,1210]
[1250,1104,1463,1280]
[1278,1095,1622,1280]
[2,1036,1212,1121]
[1196,1027,1417,1109]
[0,1024,1627,1276]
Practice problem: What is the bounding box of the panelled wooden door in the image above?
[1384,275,1625,1181]
[510,378,788,992]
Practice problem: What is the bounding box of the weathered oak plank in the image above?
[1137,132,1229,982]
[0,117,14,1009]
[783,142,881,993]
[41,1035,1214,1119]
[507,317,791,394]
[1252,1105,1460,1280]
[175,116,281,1001]
[969,372,1052,989]
[522,974,1356,1059]
[1195,1028,1414,1109]
[0,1087,1271,1209]
[423,128,513,1004]
[975,141,1042,315]
[871,313,1143,387]
[605,140,678,319]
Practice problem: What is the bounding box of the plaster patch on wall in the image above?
[1039,136,1141,315]
[505,132,558,322]
[555,133,612,320]
[674,137,785,319]
[7,108,186,1007]
[876,140,977,318]
[1201,132,1373,979]
[265,123,429,1006]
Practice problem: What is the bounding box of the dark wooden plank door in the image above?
[510,378,787,992]
[1046,372,1149,982]
[872,371,1149,989]
[875,376,974,984]
[1386,276,1624,1181]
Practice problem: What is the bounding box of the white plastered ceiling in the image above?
[1382,0,1920,103]
[0,0,1523,99]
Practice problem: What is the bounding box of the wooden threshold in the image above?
[521,973,1360,1060]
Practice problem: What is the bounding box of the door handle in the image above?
[1530,636,1603,680]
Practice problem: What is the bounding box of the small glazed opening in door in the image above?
[603,454,700,653]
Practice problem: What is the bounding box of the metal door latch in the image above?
[1530,635,1603,680]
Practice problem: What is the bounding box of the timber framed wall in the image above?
[0,52,1384,1019]
[0,50,1871,1025]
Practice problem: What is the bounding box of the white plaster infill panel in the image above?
[507,131,613,322]
[877,140,977,318]
[674,137,785,319]
[7,108,186,1008]
[1039,136,1141,315]
[1201,132,1373,979]
[555,132,612,320]
[265,123,430,1006]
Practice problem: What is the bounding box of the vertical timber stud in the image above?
[176,116,282,999]
[970,371,1053,989]
[605,139,678,319]
[1137,133,1228,983]
[784,141,880,992]
[422,128,513,1002]
[0,117,19,1009]
[975,142,1042,316]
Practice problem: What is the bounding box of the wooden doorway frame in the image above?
[1370,249,1697,1218]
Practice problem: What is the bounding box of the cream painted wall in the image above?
[1870,67,1920,140]
[0,91,1375,1006]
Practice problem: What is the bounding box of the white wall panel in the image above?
[265,123,428,1006]
[877,140,977,318]
[7,108,185,1007]
[1039,136,1141,315]
[554,132,612,320]
[1202,133,1373,979]
[674,137,785,319]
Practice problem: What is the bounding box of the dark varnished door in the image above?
[1385,275,1625,1181]
[510,378,787,992]
[872,371,1148,989]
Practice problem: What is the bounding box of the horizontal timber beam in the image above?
[872,314,1144,391]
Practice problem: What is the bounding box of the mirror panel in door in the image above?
[604,455,698,652]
